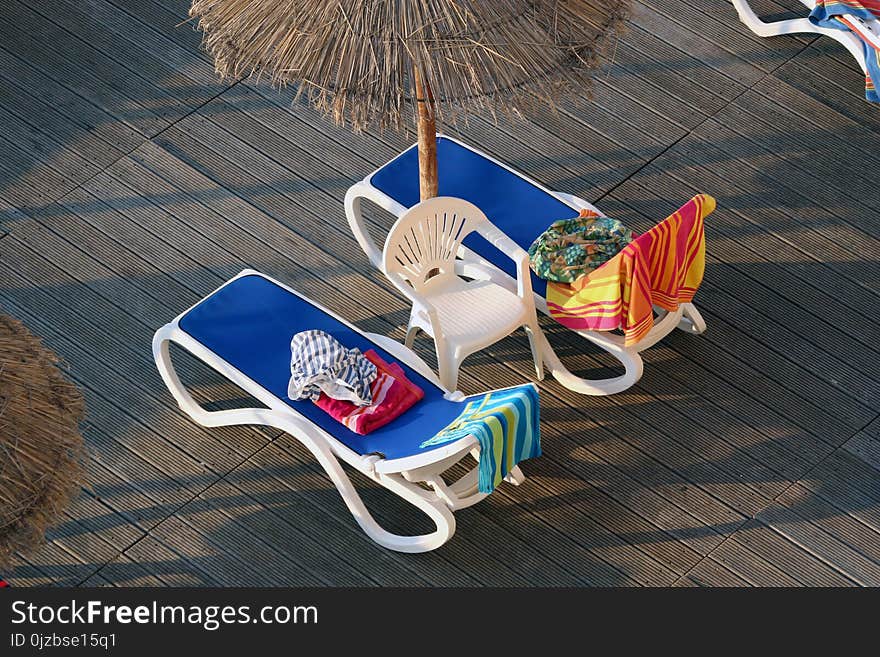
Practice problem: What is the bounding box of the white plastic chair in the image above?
[382,196,544,391]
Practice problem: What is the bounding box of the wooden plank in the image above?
[777,484,880,570]
[706,539,803,586]
[0,136,83,209]
[0,249,251,482]
[2,555,56,587]
[0,3,174,136]
[603,172,879,418]
[675,557,752,586]
[167,478,365,586]
[29,0,226,108]
[796,451,880,538]
[843,421,880,473]
[630,2,768,83]
[595,21,742,116]
[583,51,708,133]
[105,0,213,65]
[122,535,215,586]
[0,51,142,155]
[711,94,880,240]
[780,51,880,133]
[80,552,167,587]
[447,111,637,202]
[53,0,220,88]
[0,264,256,474]
[800,32,864,74]
[12,0,204,116]
[0,214,272,460]
[681,119,880,295]
[735,77,880,191]
[222,444,446,587]
[0,117,96,216]
[0,85,123,176]
[756,500,880,585]
[0,237,228,501]
[726,518,856,586]
[144,515,284,587]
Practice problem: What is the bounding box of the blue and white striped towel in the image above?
[288,330,377,406]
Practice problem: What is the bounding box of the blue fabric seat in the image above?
[370,136,580,298]
[178,274,464,461]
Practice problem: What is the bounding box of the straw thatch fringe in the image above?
[0,314,86,570]
[189,0,631,131]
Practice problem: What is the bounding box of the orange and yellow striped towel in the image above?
[546,194,715,347]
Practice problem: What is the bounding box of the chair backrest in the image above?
[383,197,489,293]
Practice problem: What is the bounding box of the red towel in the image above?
[314,350,424,435]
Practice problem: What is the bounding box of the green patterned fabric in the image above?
[528,213,633,283]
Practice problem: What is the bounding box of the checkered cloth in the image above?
[288,330,377,406]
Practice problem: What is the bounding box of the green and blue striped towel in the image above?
[420,384,541,493]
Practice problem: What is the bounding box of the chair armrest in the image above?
[453,259,514,288]
[386,271,443,328]
[474,222,534,299]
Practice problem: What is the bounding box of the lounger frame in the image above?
[153,269,525,553]
[731,0,880,75]
[345,136,706,396]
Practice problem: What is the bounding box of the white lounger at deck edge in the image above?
[153,269,531,553]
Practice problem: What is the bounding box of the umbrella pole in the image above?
[413,68,438,200]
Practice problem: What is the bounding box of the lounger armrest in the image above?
[852,13,880,50]
[474,222,534,299]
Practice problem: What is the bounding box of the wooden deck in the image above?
[1,0,878,587]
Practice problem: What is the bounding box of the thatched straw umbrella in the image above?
[189,0,630,200]
[0,314,86,571]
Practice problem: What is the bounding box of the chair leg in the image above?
[436,344,460,392]
[524,324,545,381]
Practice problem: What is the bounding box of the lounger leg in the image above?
[404,324,419,349]
[532,329,644,396]
[505,465,526,486]
[678,302,707,335]
[154,327,456,553]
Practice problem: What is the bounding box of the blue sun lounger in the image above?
[153,270,532,552]
[346,136,707,395]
